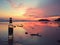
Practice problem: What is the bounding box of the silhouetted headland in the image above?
[54,18,60,21]
[38,19,50,21]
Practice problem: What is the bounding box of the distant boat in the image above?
[17,24,23,27]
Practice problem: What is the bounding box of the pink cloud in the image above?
[24,8,45,18]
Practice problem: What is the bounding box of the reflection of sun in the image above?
[14,27,26,36]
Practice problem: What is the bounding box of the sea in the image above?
[0,21,60,45]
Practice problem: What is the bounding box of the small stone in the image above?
[25,32,28,34]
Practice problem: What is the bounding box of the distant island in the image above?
[38,19,50,21]
[54,18,60,21]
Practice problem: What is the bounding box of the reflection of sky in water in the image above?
[0,22,60,45]
[0,22,8,41]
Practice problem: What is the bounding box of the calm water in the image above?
[0,21,60,45]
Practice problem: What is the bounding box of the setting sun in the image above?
[12,8,26,17]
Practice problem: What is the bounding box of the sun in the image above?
[12,8,27,17]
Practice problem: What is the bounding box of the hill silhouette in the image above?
[38,19,50,21]
[54,18,60,21]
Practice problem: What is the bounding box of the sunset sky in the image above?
[0,0,60,20]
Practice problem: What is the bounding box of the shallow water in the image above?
[0,21,60,45]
